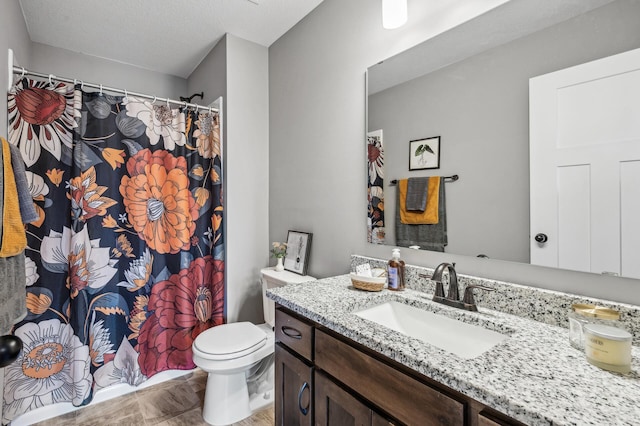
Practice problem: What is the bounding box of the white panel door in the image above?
[530,47,640,278]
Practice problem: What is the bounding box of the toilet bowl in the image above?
[192,267,314,425]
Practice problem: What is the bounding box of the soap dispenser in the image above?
[387,248,405,291]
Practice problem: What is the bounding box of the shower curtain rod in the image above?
[11,65,218,113]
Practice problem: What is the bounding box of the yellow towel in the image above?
[0,137,27,257]
[399,177,440,224]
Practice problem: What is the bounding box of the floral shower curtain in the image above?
[3,78,224,423]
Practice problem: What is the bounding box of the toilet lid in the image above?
[194,322,267,360]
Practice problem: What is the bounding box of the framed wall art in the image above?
[284,230,312,275]
[409,136,440,170]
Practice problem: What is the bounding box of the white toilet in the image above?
[192,267,315,425]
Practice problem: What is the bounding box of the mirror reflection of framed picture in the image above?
[409,136,440,170]
[284,230,312,275]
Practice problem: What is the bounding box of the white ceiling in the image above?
[18,0,324,78]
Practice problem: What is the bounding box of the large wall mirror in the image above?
[366,0,640,278]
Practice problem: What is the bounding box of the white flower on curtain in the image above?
[118,248,154,292]
[2,319,92,423]
[25,257,40,286]
[93,337,146,390]
[89,313,115,367]
[123,96,186,150]
[40,226,118,298]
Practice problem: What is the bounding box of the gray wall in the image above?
[224,35,270,323]
[270,0,640,305]
[29,43,187,98]
[1,0,32,135]
[189,34,269,323]
[369,1,640,263]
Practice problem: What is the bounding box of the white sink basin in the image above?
[353,301,509,359]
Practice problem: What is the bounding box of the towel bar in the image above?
[390,175,458,185]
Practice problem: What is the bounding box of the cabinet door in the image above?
[275,343,313,426]
[315,371,371,426]
[372,412,398,426]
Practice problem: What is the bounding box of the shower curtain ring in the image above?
[183,101,188,110]
[48,74,55,86]
[19,67,25,79]
[99,84,103,95]
[208,106,212,114]
[123,89,128,102]
[166,98,170,108]
[152,96,157,104]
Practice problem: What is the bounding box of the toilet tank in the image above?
[261,268,315,327]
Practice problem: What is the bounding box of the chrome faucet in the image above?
[429,262,494,311]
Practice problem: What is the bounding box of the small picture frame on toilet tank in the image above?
[284,230,312,275]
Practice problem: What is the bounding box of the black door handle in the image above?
[534,233,548,243]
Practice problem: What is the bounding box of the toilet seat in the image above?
[194,322,267,361]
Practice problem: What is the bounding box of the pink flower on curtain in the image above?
[137,256,224,376]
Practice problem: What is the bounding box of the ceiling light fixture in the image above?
[382,0,407,29]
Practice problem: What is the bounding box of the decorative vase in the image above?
[275,257,284,272]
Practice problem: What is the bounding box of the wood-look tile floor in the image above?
[33,369,274,426]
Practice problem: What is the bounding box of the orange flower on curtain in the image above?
[120,148,199,254]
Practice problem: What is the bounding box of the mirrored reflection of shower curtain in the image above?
[3,78,224,423]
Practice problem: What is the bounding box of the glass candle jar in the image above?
[568,304,620,350]
[583,324,632,374]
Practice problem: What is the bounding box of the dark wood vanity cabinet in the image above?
[274,343,313,425]
[274,309,315,426]
[274,306,525,426]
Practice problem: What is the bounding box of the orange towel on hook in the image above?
[0,137,27,257]
[399,177,440,224]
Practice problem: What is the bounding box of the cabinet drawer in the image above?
[316,330,465,426]
[478,414,503,426]
[275,308,314,361]
[477,410,526,426]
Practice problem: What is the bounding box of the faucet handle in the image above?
[462,285,495,309]
[420,273,445,298]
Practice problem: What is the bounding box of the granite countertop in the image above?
[267,274,640,426]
